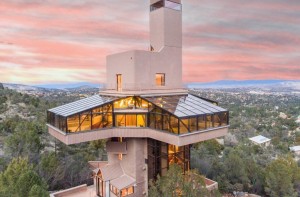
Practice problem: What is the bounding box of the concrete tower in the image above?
[106,0,183,94]
[150,0,182,50]
[48,1,229,197]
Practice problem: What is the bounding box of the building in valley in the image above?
[249,135,271,147]
[48,1,229,196]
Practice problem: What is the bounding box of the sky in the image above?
[0,0,300,85]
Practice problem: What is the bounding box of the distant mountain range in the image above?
[35,82,102,89]
[186,80,300,89]
[1,82,102,91]
[1,80,300,91]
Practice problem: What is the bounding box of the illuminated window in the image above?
[116,74,122,91]
[67,115,79,132]
[156,73,165,86]
[179,119,189,134]
[120,186,134,197]
[137,114,146,127]
[126,114,137,127]
[116,114,125,127]
[197,115,206,130]
[221,112,228,126]
[80,113,91,131]
[110,185,119,196]
[92,108,103,130]
[115,114,147,127]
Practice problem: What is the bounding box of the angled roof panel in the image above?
[48,95,118,117]
[143,94,227,118]
[110,174,136,190]
[100,163,124,181]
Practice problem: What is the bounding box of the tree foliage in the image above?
[265,157,299,197]
[149,164,210,197]
[0,157,48,197]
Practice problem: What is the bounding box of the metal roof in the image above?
[99,163,124,181]
[48,95,118,117]
[48,94,227,118]
[143,94,227,118]
[249,135,271,144]
[110,174,136,190]
[290,146,300,152]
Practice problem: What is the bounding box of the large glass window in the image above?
[114,97,134,110]
[135,97,149,109]
[126,114,137,127]
[189,117,197,132]
[116,114,125,127]
[162,114,170,131]
[92,107,103,130]
[198,115,206,130]
[58,116,66,132]
[179,119,189,134]
[67,115,79,132]
[214,113,221,128]
[155,73,165,86]
[103,113,113,128]
[155,113,162,130]
[169,115,178,134]
[221,112,228,126]
[137,114,146,127]
[206,115,213,128]
[115,114,147,127]
[80,113,91,131]
[114,97,149,110]
[149,113,155,129]
[147,139,190,181]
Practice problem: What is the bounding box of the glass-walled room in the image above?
[148,104,228,135]
[47,103,113,133]
[47,95,229,134]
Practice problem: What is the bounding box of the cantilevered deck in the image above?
[47,94,229,145]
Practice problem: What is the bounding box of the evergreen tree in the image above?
[265,157,298,197]
[0,157,48,197]
[148,164,208,197]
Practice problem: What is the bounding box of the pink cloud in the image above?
[0,0,299,85]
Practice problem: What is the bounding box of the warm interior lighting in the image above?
[116,74,122,91]
[155,73,165,86]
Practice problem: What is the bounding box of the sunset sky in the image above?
[0,0,300,85]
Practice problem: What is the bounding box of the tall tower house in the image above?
[48,1,229,196]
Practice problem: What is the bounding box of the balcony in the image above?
[99,83,187,96]
[48,124,228,146]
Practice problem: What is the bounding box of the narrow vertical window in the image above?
[156,73,165,86]
[116,74,122,91]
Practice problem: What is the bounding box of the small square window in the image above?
[156,73,165,86]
